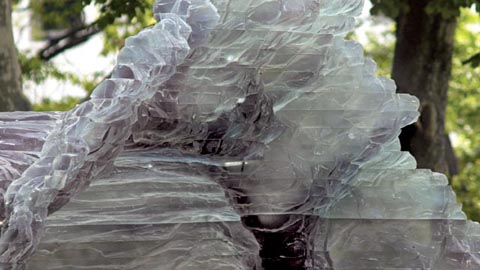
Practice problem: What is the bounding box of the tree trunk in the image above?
[392,0,457,175]
[0,0,31,111]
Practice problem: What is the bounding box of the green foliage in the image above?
[425,0,480,18]
[29,0,154,50]
[371,0,480,18]
[19,53,74,84]
[370,0,409,18]
[357,27,395,78]
[19,51,105,91]
[33,97,81,112]
[29,0,153,30]
[370,0,480,70]
[360,9,480,220]
[83,0,153,28]
[101,0,155,55]
[447,9,480,220]
[21,0,155,111]
[31,0,84,30]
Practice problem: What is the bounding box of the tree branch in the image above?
[463,52,480,67]
[38,23,102,61]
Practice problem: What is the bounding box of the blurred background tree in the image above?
[370,0,480,176]
[358,6,480,220]
[0,0,31,111]
[447,10,480,221]
[3,0,155,112]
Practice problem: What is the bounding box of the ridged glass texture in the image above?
[0,0,477,269]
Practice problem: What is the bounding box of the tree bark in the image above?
[0,0,31,111]
[392,0,457,174]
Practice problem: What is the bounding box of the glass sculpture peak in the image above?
[0,0,478,269]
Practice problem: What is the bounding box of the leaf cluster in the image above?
[30,0,153,29]
[20,53,72,84]
[100,0,155,55]
[33,97,81,112]
[21,0,155,111]
[82,0,153,28]
[371,0,480,19]
[29,0,154,51]
[30,0,84,34]
[370,0,409,18]
[446,10,480,220]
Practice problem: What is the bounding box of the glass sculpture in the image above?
[0,0,478,269]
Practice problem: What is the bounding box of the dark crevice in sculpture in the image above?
[193,81,308,269]
[399,122,417,153]
[242,215,316,270]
